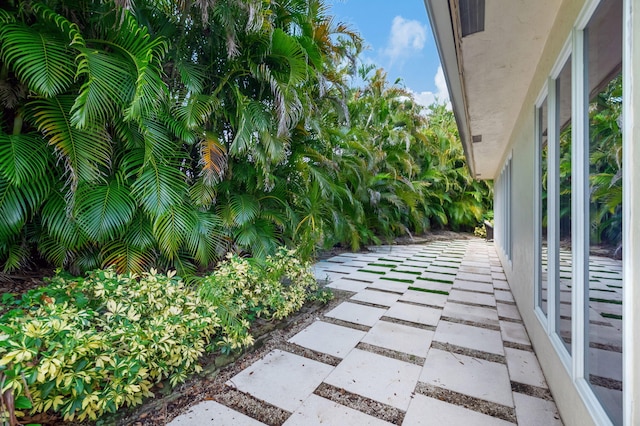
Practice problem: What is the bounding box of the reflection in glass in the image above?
[585,0,623,424]
[538,97,548,316]
[556,57,572,354]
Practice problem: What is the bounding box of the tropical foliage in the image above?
[0,0,492,275]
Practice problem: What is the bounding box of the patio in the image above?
[169,239,563,425]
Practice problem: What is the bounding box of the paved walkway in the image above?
[169,239,563,425]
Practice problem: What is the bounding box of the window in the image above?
[535,0,623,423]
[536,96,549,316]
[584,0,623,423]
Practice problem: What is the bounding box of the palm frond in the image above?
[101,239,157,273]
[72,48,133,128]
[0,171,50,241]
[0,133,49,186]
[30,95,112,186]
[199,132,227,185]
[74,179,136,242]
[0,23,76,97]
[229,193,260,226]
[130,157,187,217]
[152,203,197,260]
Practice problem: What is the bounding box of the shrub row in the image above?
[0,248,327,423]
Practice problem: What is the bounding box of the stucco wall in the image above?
[493,0,600,425]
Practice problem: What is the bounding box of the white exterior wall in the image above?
[491,0,633,424]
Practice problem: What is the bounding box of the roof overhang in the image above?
[423,0,561,179]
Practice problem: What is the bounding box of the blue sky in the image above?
[327,0,449,107]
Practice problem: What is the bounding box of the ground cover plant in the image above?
[0,248,324,424]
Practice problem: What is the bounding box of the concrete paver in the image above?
[284,394,393,426]
[167,401,266,425]
[324,301,386,327]
[385,301,442,326]
[404,394,515,426]
[226,350,333,412]
[420,348,514,407]
[324,348,421,410]
[288,320,365,358]
[362,320,434,357]
[434,321,504,355]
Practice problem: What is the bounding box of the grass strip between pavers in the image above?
[380,277,414,284]
[367,263,399,268]
[408,286,449,296]
[391,269,422,275]
[590,297,622,305]
[377,258,403,263]
[357,269,386,275]
[416,276,453,284]
[601,312,623,320]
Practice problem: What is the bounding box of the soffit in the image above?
[459,0,561,179]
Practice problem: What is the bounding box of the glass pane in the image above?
[538,97,549,315]
[556,57,572,353]
[586,0,623,423]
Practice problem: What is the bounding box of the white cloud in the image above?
[382,16,427,65]
[408,66,451,111]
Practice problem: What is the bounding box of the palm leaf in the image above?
[101,240,156,273]
[1,238,29,272]
[30,95,112,186]
[130,157,187,217]
[152,204,197,260]
[72,48,133,128]
[185,210,224,267]
[229,193,260,226]
[0,133,49,186]
[40,191,88,250]
[176,61,206,94]
[200,132,227,186]
[0,24,76,97]
[0,172,50,241]
[108,13,169,120]
[74,179,136,242]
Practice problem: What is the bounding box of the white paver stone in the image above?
[453,279,495,294]
[385,302,442,326]
[421,272,456,283]
[420,349,513,407]
[283,394,393,426]
[458,265,493,275]
[399,289,448,307]
[493,280,510,291]
[455,271,493,283]
[227,350,333,412]
[362,320,434,357]
[288,321,365,358]
[434,321,504,355]
[499,321,531,346]
[403,394,515,426]
[411,279,453,293]
[448,289,497,307]
[442,302,499,326]
[494,290,515,302]
[513,393,562,426]
[326,278,369,292]
[367,279,410,294]
[497,303,522,321]
[504,347,548,388]
[325,302,387,327]
[167,401,266,426]
[324,348,421,410]
[350,289,401,307]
